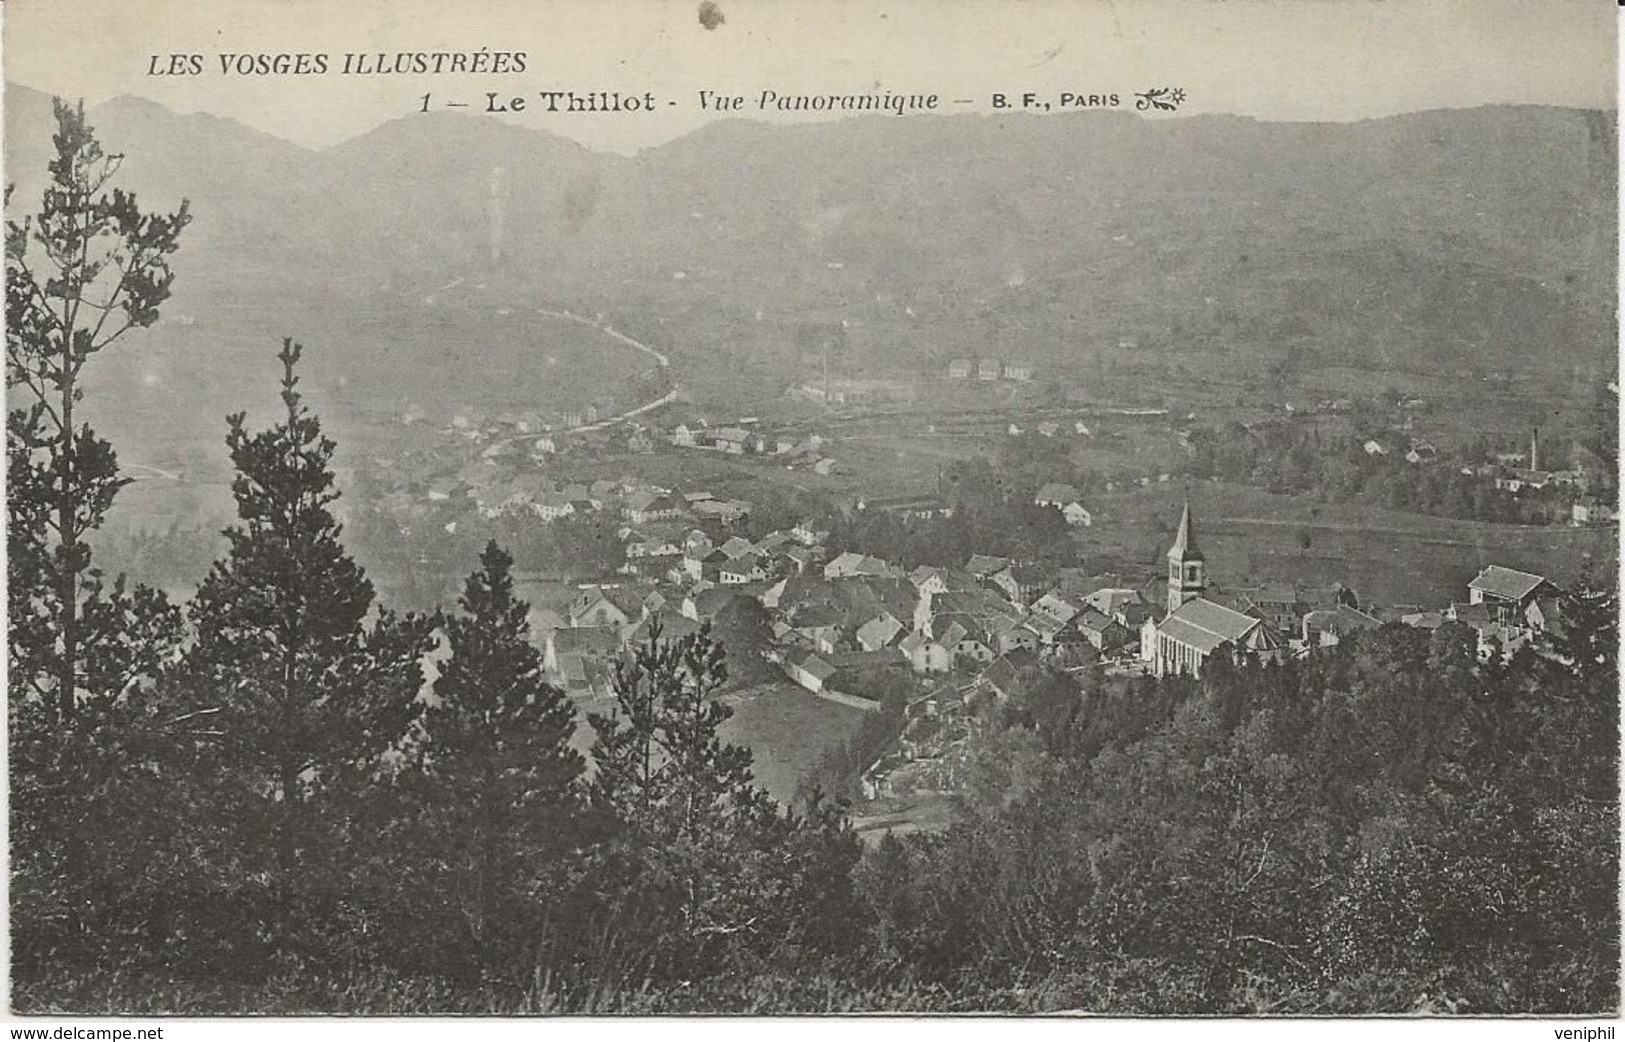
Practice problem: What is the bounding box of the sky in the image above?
[2,0,1618,154]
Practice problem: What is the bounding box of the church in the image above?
[1139,503,1285,678]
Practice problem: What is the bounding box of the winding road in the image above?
[533,307,677,432]
[479,307,678,455]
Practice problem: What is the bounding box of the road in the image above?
[482,306,679,451]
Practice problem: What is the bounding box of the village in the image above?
[338,346,1618,826]
[380,396,1586,817]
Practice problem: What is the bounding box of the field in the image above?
[718,680,871,806]
[848,795,960,847]
[1077,482,1617,609]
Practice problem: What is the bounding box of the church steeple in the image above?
[1166,500,1206,615]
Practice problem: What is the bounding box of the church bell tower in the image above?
[1166,501,1206,615]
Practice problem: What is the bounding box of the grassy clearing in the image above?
[719,680,870,806]
[1078,481,1617,608]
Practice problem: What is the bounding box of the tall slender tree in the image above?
[6,99,190,720]
[175,339,434,959]
[413,540,583,968]
[7,101,190,987]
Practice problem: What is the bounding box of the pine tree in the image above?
[174,339,434,963]
[5,100,190,720]
[412,541,583,970]
[584,623,860,984]
[6,101,189,989]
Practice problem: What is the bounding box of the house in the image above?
[790,521,829,546]
[543,625,623,688]
[626,611,704,648]
[534,493,576,521]
[933,615,996,665]
[915,586,1023,637]
[783,545,822,574]
[720,535,758,559]
[966,554,1012,580]
[683,529,715,559]
[855,612,905,652]
[693,498,752,524]
[910,566,981,600]
[1467,565,1557,616]
[1002,362,1033,382]
[824,552,901,580]
[1022,611,1069,646]
[683,585,740,622]
[719,553,768,585]
[710,427,751,454]
[979,650,1044,702]
[989,562,1054,606]
[1060,502,1093,527]
[788,605,846,655]
[899,631,952,674]
[1034,483,1082,509]
[1445,602,1533,661]
[1524,595,1564,637]
[977,358,1001,381]
[621,529,684,572]
[1573,499,1617,525]
[989,616,1041,656]
[756,531,792,555]
[567,586,645,631]
[1084,588,1149,629]
[1228,586,1310,636]
[948,358,972,379]
[1030,592,1081,628]
[782,648,837,693]
[1302,605,1383,649]
[1076,609,1134,654]
[1363,439,1388,456]
[625,491,684,525]
[672,424,698,447]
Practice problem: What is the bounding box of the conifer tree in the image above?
[175,339,434,957]
[586,624,860,981]
[5,100,190,720]
[414,541,583,965]
[6,100,189,984]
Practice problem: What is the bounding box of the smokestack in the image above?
[1531,427,1539,472]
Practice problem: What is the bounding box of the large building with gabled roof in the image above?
[1141,502,1285,678]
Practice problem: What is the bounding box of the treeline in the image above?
[845,610,1619,1012]
[7,102,859,1012]
[10,339,863,1011]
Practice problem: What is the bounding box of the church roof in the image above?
[1158,597,1258,654]
[1166,502,1204,562]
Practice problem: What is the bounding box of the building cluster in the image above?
[947,357,1034,382]
[1138,504,1571,678]
[523,481,1576,807]
[670,421,838,474]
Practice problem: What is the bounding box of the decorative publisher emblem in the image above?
[1135,87,1187,112]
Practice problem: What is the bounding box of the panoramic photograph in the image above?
[3,0,1619,1022]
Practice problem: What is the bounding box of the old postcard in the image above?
[2,0,1619,1028]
